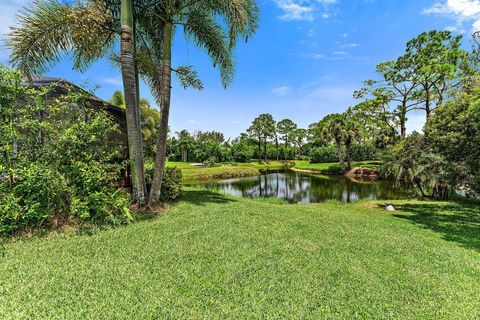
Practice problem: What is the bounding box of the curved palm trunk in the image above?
[149,21,173,204]
[121,0,146,204]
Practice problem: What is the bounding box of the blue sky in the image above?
[1,0,480,139]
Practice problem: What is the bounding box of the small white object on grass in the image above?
[385,202,395,212]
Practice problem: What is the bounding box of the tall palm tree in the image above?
[6,0,147,203]
[147,1,259,204]
[341,114,362,170]
[120,0,147,203]
[322,114,346,166]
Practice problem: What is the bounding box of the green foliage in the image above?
[349,144,379,161]
[310,144,378,164]
[159,167,183,201]
[144,162,183,201]
[229,142,255,162]
[0,65,132,234]
[204,156,218,168]
[310,146,339,163]
[425,92,480,194]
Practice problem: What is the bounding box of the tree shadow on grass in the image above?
[387,202,480,252]
[181,189,238,206]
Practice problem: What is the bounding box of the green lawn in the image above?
[165,161,293,181]
[294,160,382,172]
[1,189,479,319]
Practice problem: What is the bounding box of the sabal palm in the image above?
[6,0,148,203]
[146,1,259,204]
[321,114,346,165]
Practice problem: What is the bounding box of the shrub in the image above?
[349,144,379,161]
[0,164,69,234]
[310,146,339,163]
[204,156,217,168]
[144,162,183,201]
[230,143,254,162]
[160,167,183,201]
[310,144,379,163]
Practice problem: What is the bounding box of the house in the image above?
[23,77,131,187]
[25,76,129,159]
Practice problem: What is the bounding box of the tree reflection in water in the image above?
[190,170,412,204]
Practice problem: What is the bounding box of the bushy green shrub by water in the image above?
[310,144,378,163]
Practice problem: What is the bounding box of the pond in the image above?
[189,169,413,204]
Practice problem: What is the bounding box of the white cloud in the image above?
[276,2,314,21]
[423,0,480,32]
[272,85,292,96]
[104,78,123,86]
[273,0,338,21]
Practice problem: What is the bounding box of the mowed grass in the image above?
[294,160,382,172]
[165,162,258,180]
[165,161,292,181]
[1,189,480,319]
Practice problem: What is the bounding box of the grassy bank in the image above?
[1,189,479,319]
[166,161,293,181]
[293,160,382,173]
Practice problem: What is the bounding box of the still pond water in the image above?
[190,169,412,204]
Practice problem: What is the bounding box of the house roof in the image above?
[24,76,108,104]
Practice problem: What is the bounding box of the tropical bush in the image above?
[309,144,378,163]
[160,167,183,201]
[309,146,339,163]
[0,66,132,234]
[144,161,183,201]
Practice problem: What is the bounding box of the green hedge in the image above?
[310,144,378,163]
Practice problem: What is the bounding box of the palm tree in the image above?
[109,91,160,157]
[120,0,147,204]
[341,114,362,170]
[147,1,259,204]
[7,0,147,203]
[321,114,346,166]
[277,119,297,161]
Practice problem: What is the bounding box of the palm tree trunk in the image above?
[120,0,146,204]
[345,142,352,170]
[335,139,344,165]
[149,21,173,205]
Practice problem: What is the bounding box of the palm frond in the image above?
[6,0,117,77]
[183,8,234,87]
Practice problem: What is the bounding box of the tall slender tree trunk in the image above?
[425,84,431,121]
[284,137,288,161]
[345,142,352,170]
[335,139,344,165]
[149,21,173,205]
[400,101,407,139]
[264,136,268,162]
[257,135,261,161]
[120,0,146,204]
[275,136,279,161]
